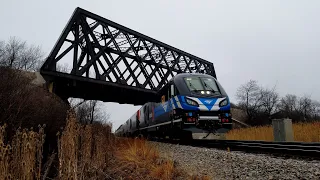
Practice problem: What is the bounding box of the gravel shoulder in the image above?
[150,142,320,180]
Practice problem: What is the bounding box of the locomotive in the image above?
[115,73,232,140]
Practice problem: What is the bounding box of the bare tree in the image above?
[298,95,312,121]
[0,37,44,71]
[69,98,110,125]
[311,100,320,120]
[0,67,32,127]
[0,67,69,141]
[0,40,5,58]
[69,98,87,109]
[276,94,320,122]
[296,95,320,121]
[260,85,279,118]
[236,80,264,124]
[236,80,320,125]
[277,94,299,119]
[56,63,71,73]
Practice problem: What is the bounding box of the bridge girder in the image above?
[40,7,217,105]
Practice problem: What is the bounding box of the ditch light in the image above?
[187,117,196,122]
[221,118,229,123]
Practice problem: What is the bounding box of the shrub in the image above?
[226,121,320,142]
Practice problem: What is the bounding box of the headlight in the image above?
[185,97,199,106]
[219,98,228,107]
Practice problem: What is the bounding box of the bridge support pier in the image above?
[45,81,70,107]
[272,118,294,142]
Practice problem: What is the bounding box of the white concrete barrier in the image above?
[272,118,294,142]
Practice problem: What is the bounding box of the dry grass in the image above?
[0,109,211,179]
[111,137,211,180]
[226,121,320,142]
[111,138,178,179]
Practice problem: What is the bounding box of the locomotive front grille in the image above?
[198,111,220,117]
[198,116,219,121]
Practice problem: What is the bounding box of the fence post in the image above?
[272,118,294,142]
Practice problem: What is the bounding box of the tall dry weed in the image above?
[0,123,45,180]
[78,124,93,167]
[226,121,320,142]
[0,109,114,180]
[293,122,320,142]
[226,125,274,141]
[90,124,112,167]
[57,109,79,179]
[77,123,113,179]
[0,124,10,179]
[58,109,114,179]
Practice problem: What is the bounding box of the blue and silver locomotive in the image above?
[115,73,232,140]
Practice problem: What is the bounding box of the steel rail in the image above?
[150,138,320,159]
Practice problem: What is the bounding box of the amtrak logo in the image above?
[198,98,218,110]
[204,100,213,104]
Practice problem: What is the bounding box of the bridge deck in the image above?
[42,71,159,105]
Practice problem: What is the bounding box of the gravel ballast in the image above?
[150,142,320,179]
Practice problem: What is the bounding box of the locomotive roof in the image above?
[156,73,220,95]
[172,73,216,82]
[162,73,217,89]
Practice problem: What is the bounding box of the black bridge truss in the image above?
[40,7,217,105]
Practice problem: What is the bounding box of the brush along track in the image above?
[149,138,320,160]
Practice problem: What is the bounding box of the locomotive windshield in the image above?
[184,77,220,95]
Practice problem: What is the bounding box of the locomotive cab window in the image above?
[159,81,179,103]
[184,77,203,91]
[184,77,221,95]
[201,77,219,92]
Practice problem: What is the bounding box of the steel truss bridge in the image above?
[40,7,217,105]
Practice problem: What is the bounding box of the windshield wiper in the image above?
[203,81,215,93]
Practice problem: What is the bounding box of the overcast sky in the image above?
[1,0,320,131]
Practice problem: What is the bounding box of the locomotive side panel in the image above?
[141,102,156,128]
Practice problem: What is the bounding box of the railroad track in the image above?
[151,138,320,159]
